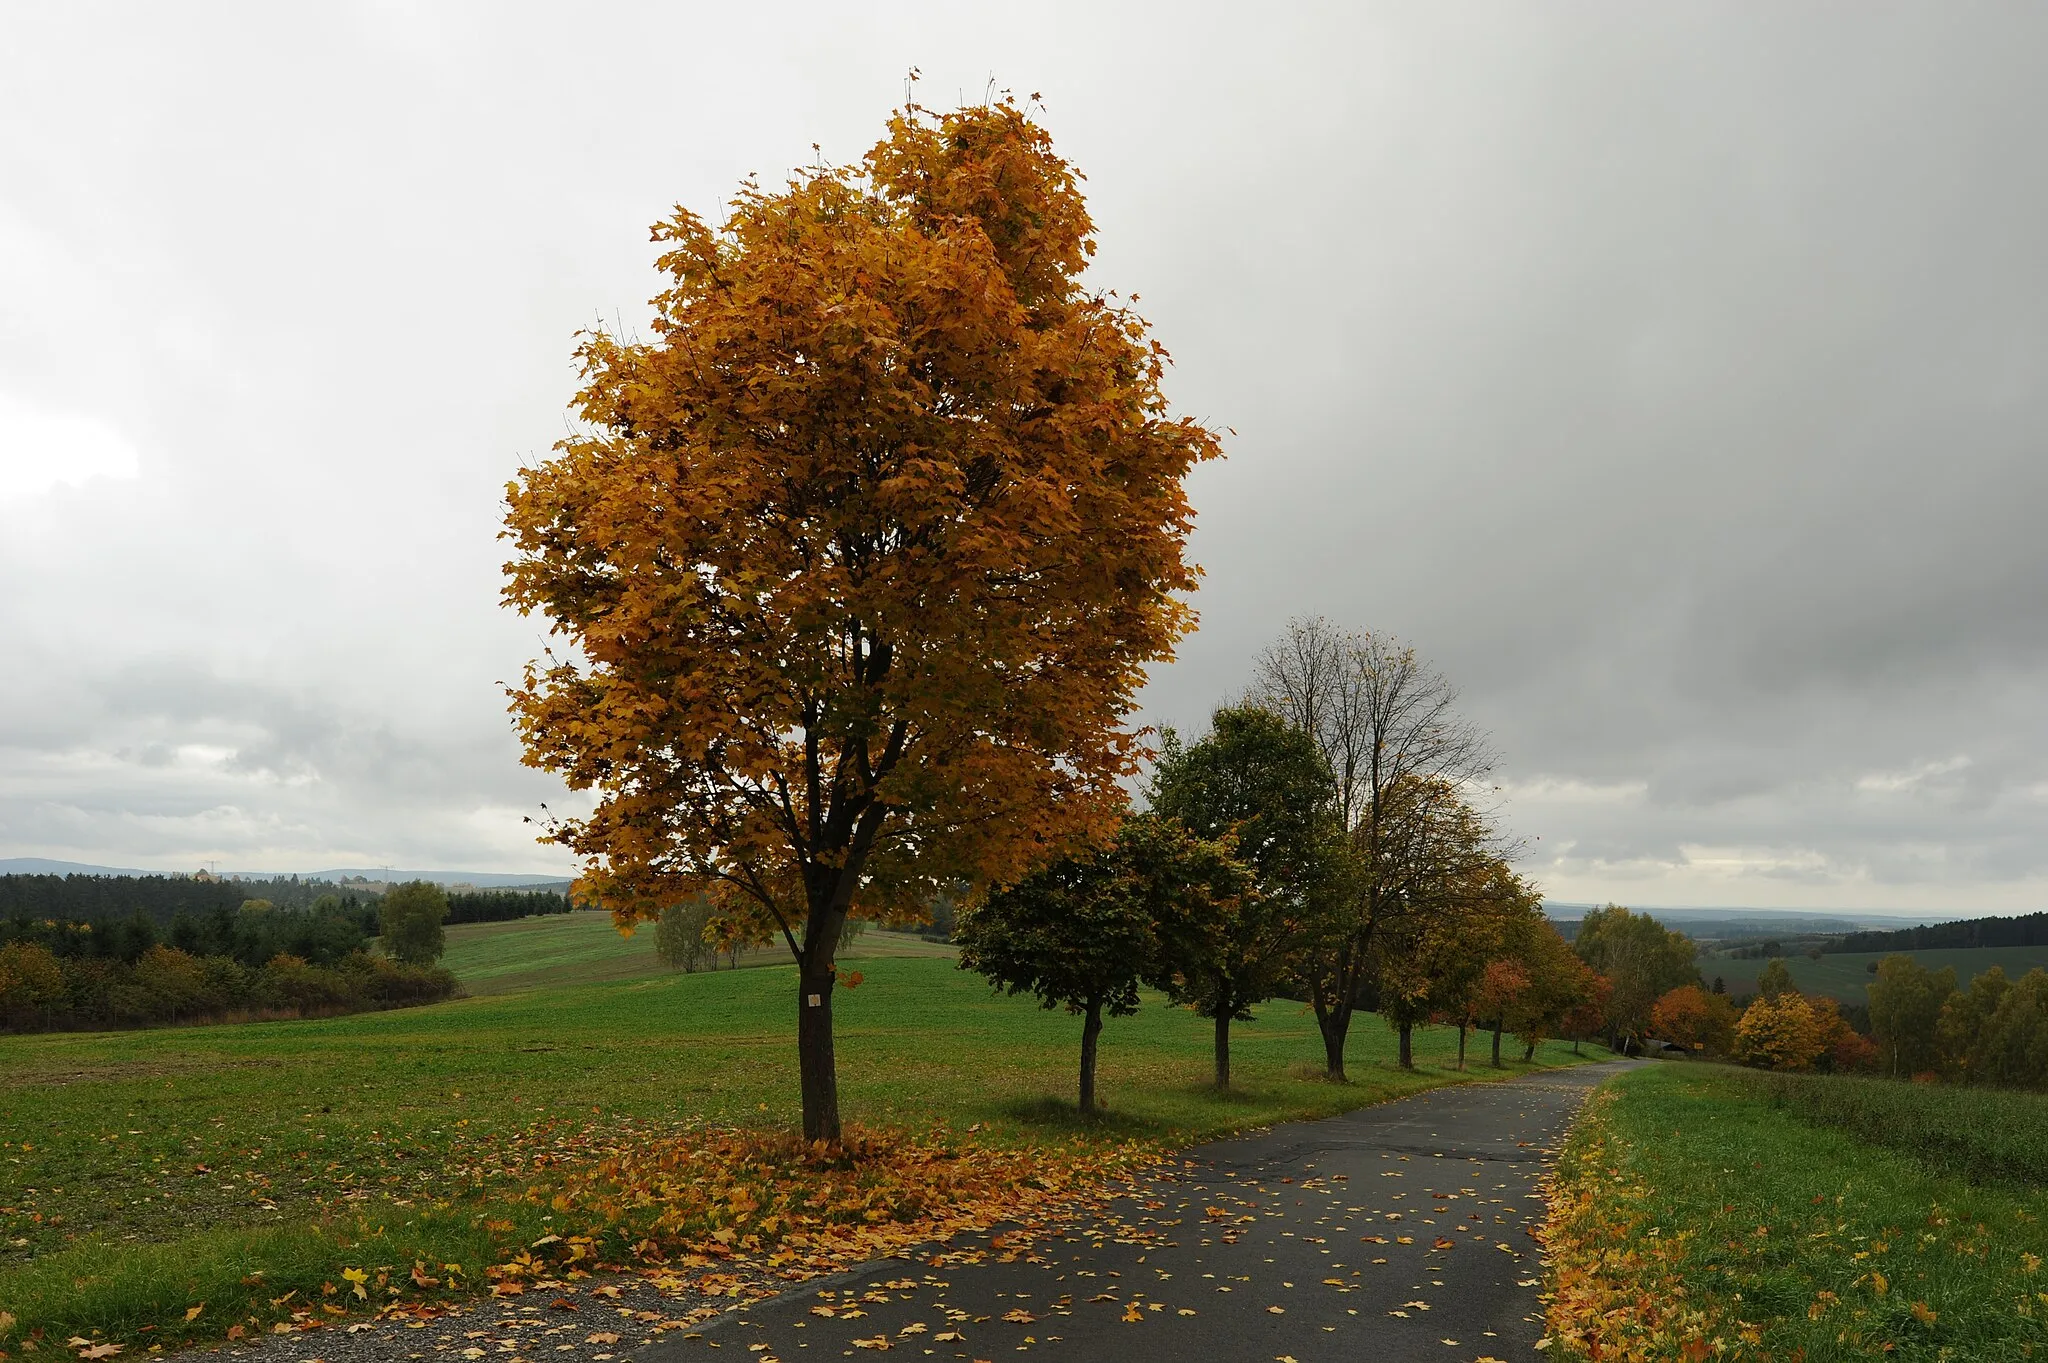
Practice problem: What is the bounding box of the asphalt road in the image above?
[644,1060,1629,1363]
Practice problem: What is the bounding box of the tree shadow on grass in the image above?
[999,1095,1170,1137]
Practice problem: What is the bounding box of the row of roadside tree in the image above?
[955,619,1617,1111]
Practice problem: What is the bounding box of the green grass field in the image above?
[1547,1064,2048,1360]
[1701,945,2048,1001]
[438,909,956,995]
[0,952,1598,1347]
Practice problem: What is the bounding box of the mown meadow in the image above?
[1,947,1597,1350]
[1544,1063,2048,1361]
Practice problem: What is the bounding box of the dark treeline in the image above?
[0,873,377,924]
[445,890,572,924]
[2,899,377,968]
[0,875,571,938]
[1831,912,2048,954]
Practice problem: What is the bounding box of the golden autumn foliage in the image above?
[497,1123,1156,1285]
[1649,984,1737,1055]
[1734,991,1834,1071]
[502,99,1219,1137]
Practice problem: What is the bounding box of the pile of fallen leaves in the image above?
[491,1124,1159,1288]
[1538,1088,1738,1361]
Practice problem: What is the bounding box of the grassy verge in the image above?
[1,955,1596,1349]
[1722,1068,2048,1188]
[1543,1064,2048,1361]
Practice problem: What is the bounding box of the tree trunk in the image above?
[1572,1036,1582,1056]
[1397,1020,1413,1070]
[1213,1011,1232,1089]
[1456,1024,1468,1071]
[1079,997,1104,1114]
[796,904,845,1144]
[1522,1038,1537,1062]
[1491,1019,1504,1068]
[1311,955,1357,1082]
[1319,1002,1351,1082]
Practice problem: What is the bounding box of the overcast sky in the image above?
[3,4,2043,911]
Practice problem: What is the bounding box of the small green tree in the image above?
[379,881,449,965]
[1148,707,1341,1088]
[1571,905,1699,1052]
[1975,968,2048,1089]
[1937,965,2011,1080]
[1868,954,1955,1078]
[656,899,716,971]
[958,814,1242,1113]
[1755,957,1795,1000]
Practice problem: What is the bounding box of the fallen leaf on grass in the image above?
[79,1345,124,1360]
[182,1306,203,1323]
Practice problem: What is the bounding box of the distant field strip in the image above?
[1703,945,2048,1000]
[439,910,957,995]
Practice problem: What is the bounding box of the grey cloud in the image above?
[2,3,2044,906]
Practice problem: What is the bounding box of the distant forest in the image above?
[0,873,573,931]
[1829,911,2048,954]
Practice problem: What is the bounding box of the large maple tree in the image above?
[502,100,1218,1140]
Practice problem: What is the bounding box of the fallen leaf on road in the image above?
[1000,1310,1035,1324]
[1266,1306,1285,1315]
[584,1334,620,1346]
[850,1338,890,1351]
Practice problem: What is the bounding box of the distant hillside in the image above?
[1828,911,2048,954]
[0,858,571,890]
[0,857,145,877]
[1709,945,2048,1002]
